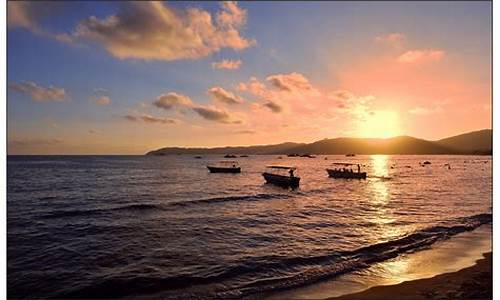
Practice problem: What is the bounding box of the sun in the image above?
[358,110,401,138]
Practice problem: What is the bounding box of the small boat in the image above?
[287,154,299,157]
[345,153,356,157]
[194,156,202,159]
[422,161,431,165]
[207,161,241,173]
[224,154,237,158]
[326,163,366,179]
[262,166,300,188]
[300,154,316,158]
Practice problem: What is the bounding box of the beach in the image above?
[330,252,492,300]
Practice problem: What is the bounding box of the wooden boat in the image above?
[194,156,202,159]
[224,154,237,158]
[207,161,241,173]
[326,163,366,179]
[300,154,316,158]
[287,154,299,157]
[345,153,356,157]
[262,166,300,187]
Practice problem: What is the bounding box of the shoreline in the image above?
[329,252,492,300]
[265,224,491,300]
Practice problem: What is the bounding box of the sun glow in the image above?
[358,110,401,138]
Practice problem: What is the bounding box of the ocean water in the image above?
[7,155,492,299]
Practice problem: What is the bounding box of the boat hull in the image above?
[207,166,241,173]
[262,172,300,187]
[326,169,366,179]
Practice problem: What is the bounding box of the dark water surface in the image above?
[7,155,492,299]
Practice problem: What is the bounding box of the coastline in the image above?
[265,224,491,300]
[329,252,492,300]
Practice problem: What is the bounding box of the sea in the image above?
[7,155,492,299]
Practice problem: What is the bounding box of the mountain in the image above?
[436,129,492,154]
[283,136,453,155]
[146,142,303,156]
[146,129,492,155]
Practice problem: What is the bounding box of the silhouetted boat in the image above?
[224,154,237,158]
[300,154,316,158]
[262,166,300,187]
[345,153,356,157]
[326,163,366,179]
[287,154,299,157]
[194,156,202,159]
[207,161,241,173]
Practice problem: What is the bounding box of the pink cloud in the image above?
[397,49,445,64]
[212,59,242,70]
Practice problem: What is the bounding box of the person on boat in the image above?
[357,165,360,173]
[289,169,295,177]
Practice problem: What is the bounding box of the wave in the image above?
[40,193,293,219]
[53,213,492,299]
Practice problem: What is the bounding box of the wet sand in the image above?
[329,252,492,300]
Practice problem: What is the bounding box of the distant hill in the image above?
[146,129,492,155]
[436,129,492,154]
[283,136,453,155]
[146,142,303,156]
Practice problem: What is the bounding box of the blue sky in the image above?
[7,1,491,154]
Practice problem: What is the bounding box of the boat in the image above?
[194,156,202,159]
[300,154,316,158]
[262,166,300,188]
[224,154,237,158]
[207,161,241,173]
[326,163,366,179]
[287,154,299,157]
[345,153,356,157]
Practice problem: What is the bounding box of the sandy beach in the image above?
[329,252,492,300]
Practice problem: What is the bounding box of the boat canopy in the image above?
[266,165,296,170]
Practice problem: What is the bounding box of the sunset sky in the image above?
[7,1,491,154]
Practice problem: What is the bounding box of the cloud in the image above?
[124,114,179,124]
[409,104,444,115]
[329,90,354,101]
[266,72,313,92]
[192,105,242,124]
[208,87,244,105]
[93,96,111,105]
[88,129,101,134]
[233,129,256,134]
[63,1,255,61]
[153,92,194,110]
[8,2,64,32]
[375,33,405,46]
[212,59,242,70]
[8,138,64,147]
[397,49,445,64]
[9,81,67,102]
[263,101,283,113]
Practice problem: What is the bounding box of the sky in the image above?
[7,1,492,154]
